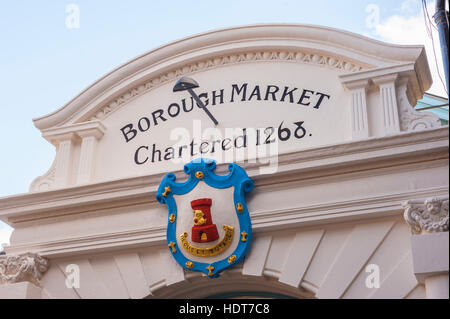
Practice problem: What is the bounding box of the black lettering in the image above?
[137,117,151,132]
[190,140,198,156]
[314,92,331,109]
[210,140,221,153]
[151,143,162,162]
[151,109,167,126]
[200,141,209,154]
[178,145,187,158]
[134,146,148,165]
[164,147,175,160]
[230,83,248,102]
[298,89,315,106]
[264,85,280,101]
[197,93,209,108]
[222,138,232,151]
[234,128,247,148]
[182,97,194,112]
[212,90,224,105]
[248,85,261,101]
[280,86,298,103]
[264,127,275,144]
[294,121,307,138]
[168,103,180,117]
[120,124,137,143]
[278,121,291,141]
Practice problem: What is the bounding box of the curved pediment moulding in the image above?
[29,159,56,192]
[32,23,431,131]
[28,24,435,192]
[89,50,367,122]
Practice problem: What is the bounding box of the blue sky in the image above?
[0,0,446,248]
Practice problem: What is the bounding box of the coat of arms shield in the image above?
[156,158,254,278]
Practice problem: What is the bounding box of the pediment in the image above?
[34,24,431,130]
[30,24,441,191]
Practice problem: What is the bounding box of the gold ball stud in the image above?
[228,255,236,263]
[195,171,204,179]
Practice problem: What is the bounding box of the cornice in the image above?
[3,185,447,258]
[41,120,106,146]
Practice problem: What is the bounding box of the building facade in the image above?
[0,24,448,299]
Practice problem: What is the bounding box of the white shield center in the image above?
[174,181,239,264]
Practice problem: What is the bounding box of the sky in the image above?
[0,0,448,249]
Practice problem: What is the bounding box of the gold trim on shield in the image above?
[180,225,234,257]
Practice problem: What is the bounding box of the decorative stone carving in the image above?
[90,50,366,121]
[403,197,449,234]
[397,79,441,132]
[0,253,49,286]
[29,159,56,192]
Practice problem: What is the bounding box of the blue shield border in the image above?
[156,158,254,278]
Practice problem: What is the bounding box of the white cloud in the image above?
[0,223,13,251]
[374,1,447,96]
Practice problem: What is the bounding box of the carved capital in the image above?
[403,197,449,234]
[0,253,49,286]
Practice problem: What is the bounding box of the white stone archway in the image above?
[149,271,313,299]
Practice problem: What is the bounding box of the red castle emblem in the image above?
[190,198,219,243]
